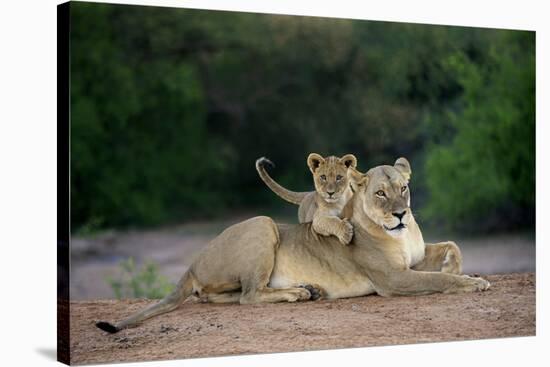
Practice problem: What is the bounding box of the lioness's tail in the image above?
[96,271,195,334]
[255,157,309,205]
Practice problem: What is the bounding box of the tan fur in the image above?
[256,153,357,245]
[97,157,489,334]
[255,157,309,205]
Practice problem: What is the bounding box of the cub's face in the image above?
[350,158,412,237]
[307,153,357,204]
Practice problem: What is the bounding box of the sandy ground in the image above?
[69,273,535,365]
[70,217,535,299]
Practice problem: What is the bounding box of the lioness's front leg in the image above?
[312,214,354,245]
[370,269,489,297]
[412,241,463,274]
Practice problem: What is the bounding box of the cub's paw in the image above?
[338,219,354,245]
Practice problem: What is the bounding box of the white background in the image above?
[0,0,547,365]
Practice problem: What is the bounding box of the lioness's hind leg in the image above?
[237,254,311,304]
[203,292,241,303]
[440,241,463,274]
[238,263,311,304]
[240,286,311,304]
[231,222,311,304]
[412,241,463,274]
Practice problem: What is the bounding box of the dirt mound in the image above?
[69,273,535,365]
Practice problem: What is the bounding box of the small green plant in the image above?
[75,216,105,237]
[106,257,174,299]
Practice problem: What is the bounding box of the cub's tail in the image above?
[255,157,309,205]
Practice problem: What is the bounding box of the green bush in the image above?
[70,4,230,231]
[422,32,535,231]
[69,3,534,233]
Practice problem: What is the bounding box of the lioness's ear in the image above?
[348,167,368,190]
[340,154,357,169]
[307,153,325,173]
[394,157,411,182]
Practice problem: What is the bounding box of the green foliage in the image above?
[69,2,535,233]
[71,4,228,230]
[106,257,174,299]
[423,32,535,230]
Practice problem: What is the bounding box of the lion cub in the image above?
[256,153,357,245]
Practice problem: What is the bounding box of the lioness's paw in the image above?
[462,275,490,292]
[299,284,324,301]
[338,219,354,245]
[475,277,490,291]
[291,287,312,302]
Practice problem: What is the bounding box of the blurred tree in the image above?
[71,4,227,230]
[422,31,535,231]
[69,3,534,233]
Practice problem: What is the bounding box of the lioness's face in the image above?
[351,158,412,237]
[307,153,357,204]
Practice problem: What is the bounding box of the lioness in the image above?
[96,158,489,334]
[256,153,356,245]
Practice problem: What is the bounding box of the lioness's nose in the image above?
[327,191,335,197]
[392,211,406,220]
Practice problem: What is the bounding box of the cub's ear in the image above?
[340,154,357,169]
[394,157,411,182]
[307,153,325,173]
[347,167,368,190]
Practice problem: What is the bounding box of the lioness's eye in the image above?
[401,186,407,192]
[376,190,385,197]
[336,175,343,181]
[320,175,327,181]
